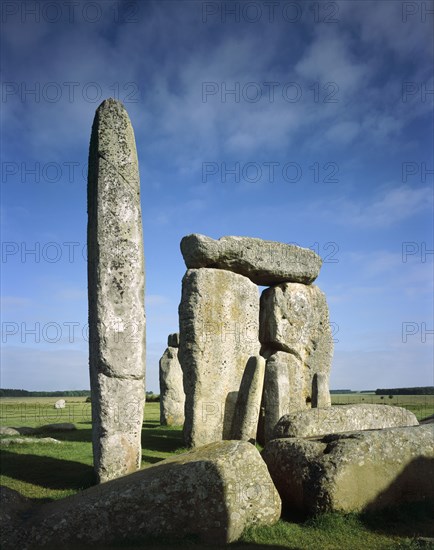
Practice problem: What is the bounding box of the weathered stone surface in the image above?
[181,234,322,285]
[168,332,180,348]
[311,373,331,408]
[258,351,304,445]
[159,345,185,426]
[179,268,260,447]
[54,399,65,409]
[260,282,333,413]
[0,427,20,435]
[262,425,434,514]
[87,98,146,483]
[0,487,32,550]
[8,441,281,549]
[231,355,265,443]
[272,405,419,439]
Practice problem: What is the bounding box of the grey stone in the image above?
[179,268,260,447]
[87,98,146,483]
[159,346,185,426]
[0,427,20,436]
[231,355,265,443]
[168,332,180,348]
[311,373,331,408]
[181,234,322,285]
[272,404,419,439]
[262,425,434,514]
[258,352,294,444]
[10,441,281,549]
[259,283,333,419]
[0,487,32,550]
[54,399,65,409]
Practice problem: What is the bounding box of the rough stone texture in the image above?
[0,427,20,435]
[262,425,434,514]
[272,405,419,439]
[159,345,185,426]
[168,332,180,348]
[87,99,146,483]
[231,355,265,443]
[54,399,65,409]
[179,268,260,447]
[7,441,281,549]
[0,487,33,550]
[181,234,322,285]
[259,283,333,427]
[311,373,331,408]
[258,351,304,445]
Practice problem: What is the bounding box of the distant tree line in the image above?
[375,387,434,395]
[0,389,91,397]
[0,389,161,400]
[330,390,354,394]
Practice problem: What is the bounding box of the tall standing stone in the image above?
[159,333,185,426]
[87,98,146,483]
[179,268,260,447]
[231,355,266,443]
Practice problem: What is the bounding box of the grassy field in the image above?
[1,396,433,549]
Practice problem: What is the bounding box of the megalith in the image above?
[87,98,146,483]
[258,282,333,442]
[231,355,265,443]
[159,333,185,426]
[181,233,322,285]
[178,268,260,447]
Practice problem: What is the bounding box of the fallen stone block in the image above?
[262,425,434,515]
[272,404,419,439]
[181,234,322,285]
[0,487,33,550]
[0,427,20,436]
[9,441,281,549]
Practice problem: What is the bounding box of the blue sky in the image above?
[1,0,433,392]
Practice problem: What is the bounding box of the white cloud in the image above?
[314,185,433,228]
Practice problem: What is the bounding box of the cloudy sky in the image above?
[1,0,433,392]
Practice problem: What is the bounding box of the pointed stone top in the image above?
[89,97,138,187]
[97,97,127,112]
[180,234,322,286]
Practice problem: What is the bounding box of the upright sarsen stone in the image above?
[159,333,185,426]
[87,98,146,483]
[179,268,260,447]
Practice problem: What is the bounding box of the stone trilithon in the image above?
[87,98,146,483]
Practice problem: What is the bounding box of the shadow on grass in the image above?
[141,423,184,454]
[360,499,434,538]
[36,429,93,443]
[0,449,94,492]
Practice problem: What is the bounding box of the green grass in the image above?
[1,398,433,549]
